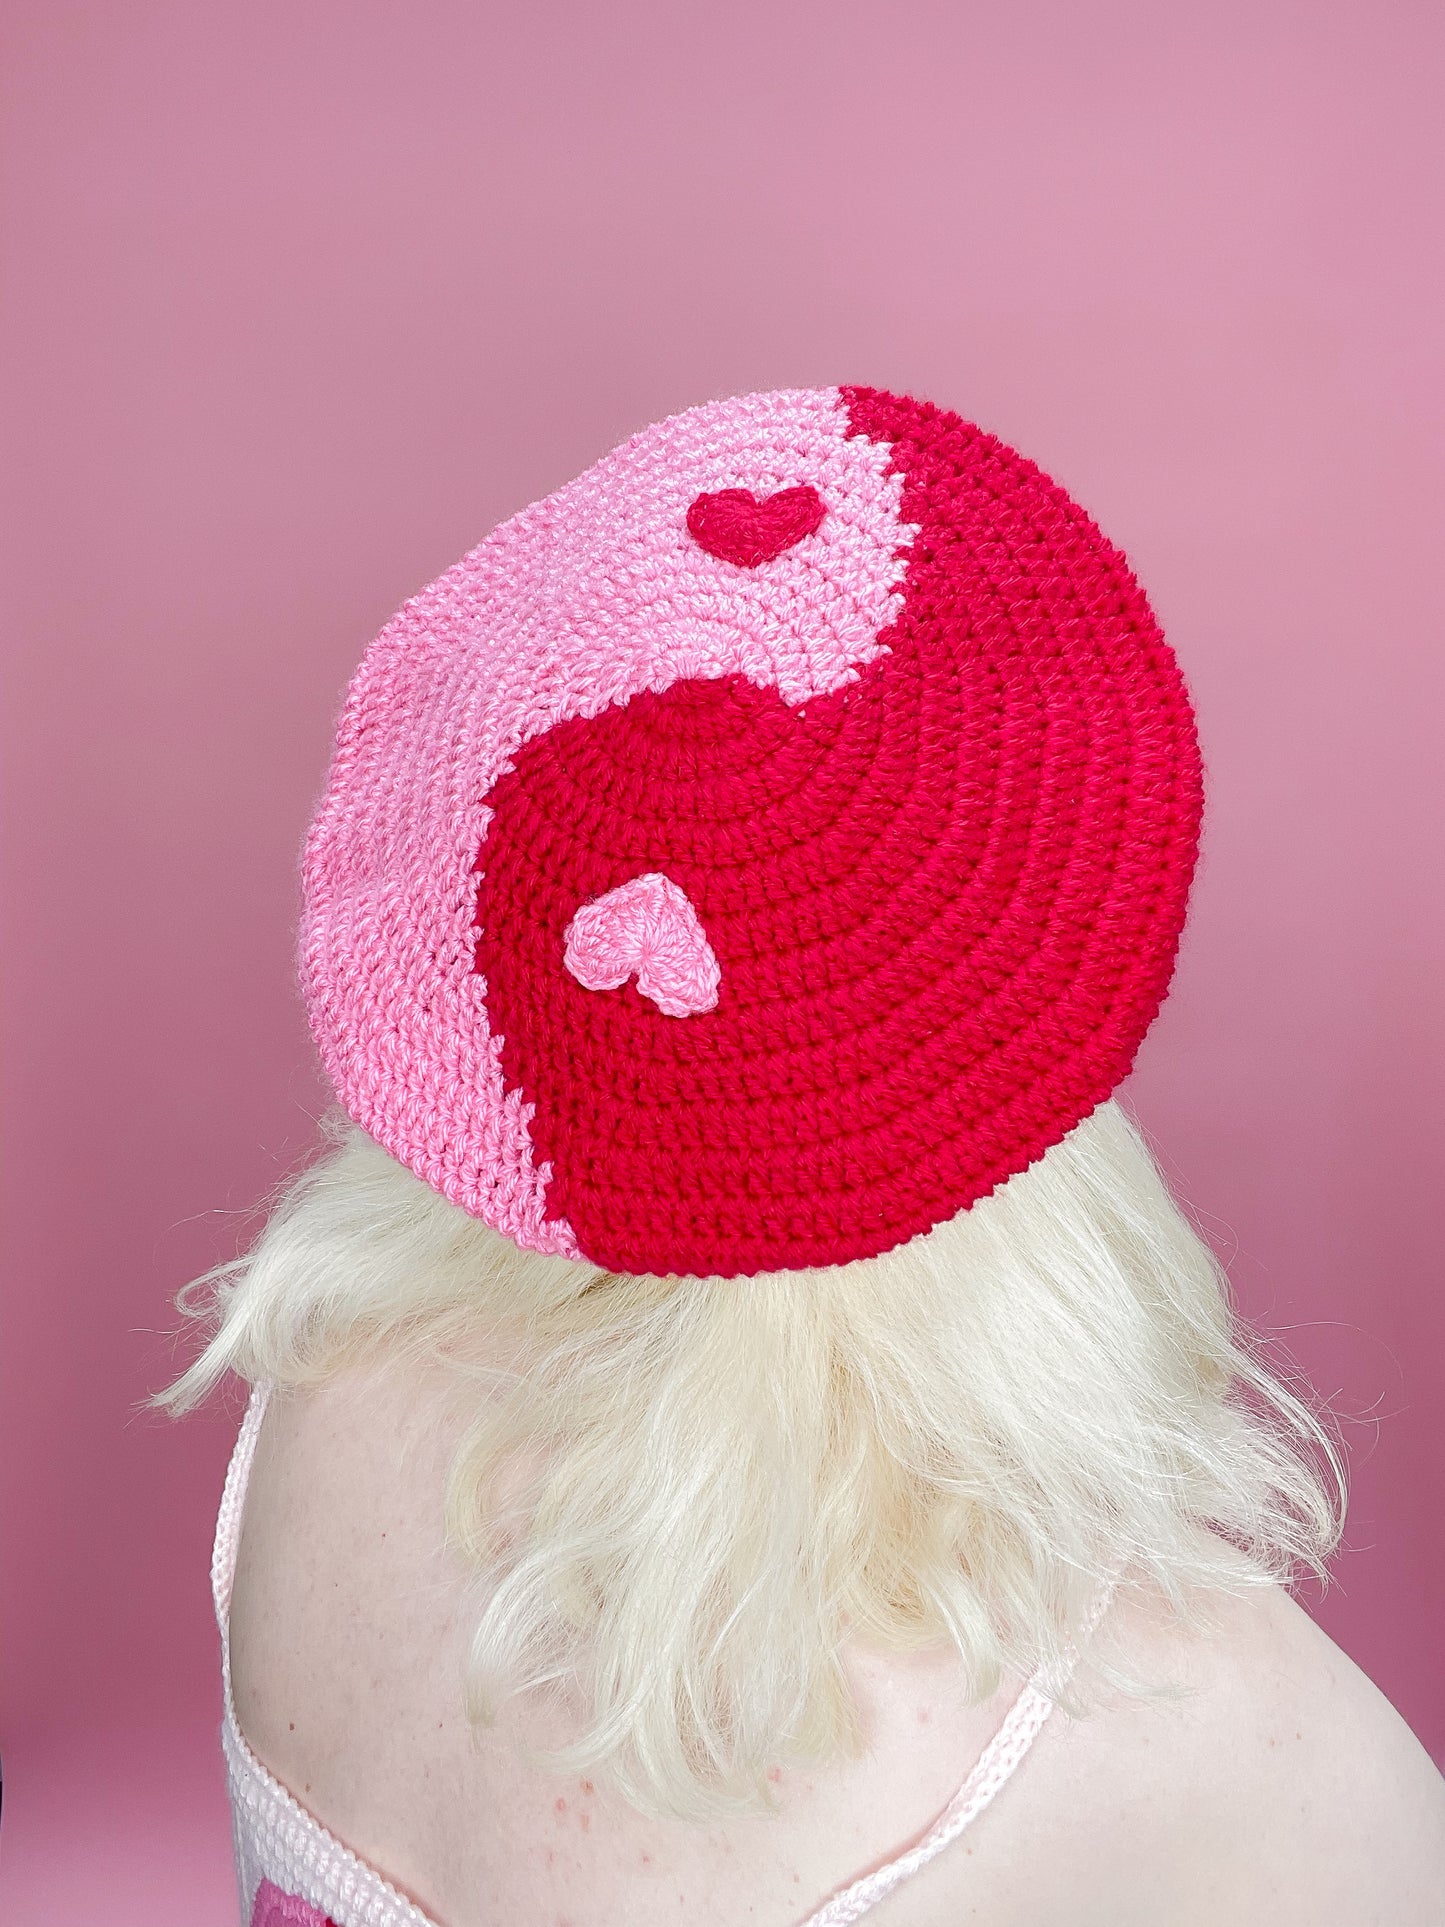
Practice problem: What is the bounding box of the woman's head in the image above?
[167,388,1341,1823]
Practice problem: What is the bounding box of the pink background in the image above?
[2,2,1441,1917]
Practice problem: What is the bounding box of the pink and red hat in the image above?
[299,386,1203,1278]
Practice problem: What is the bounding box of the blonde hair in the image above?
[162,1098,1347,1824]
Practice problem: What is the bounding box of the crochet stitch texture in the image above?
[300,386,1202,1276]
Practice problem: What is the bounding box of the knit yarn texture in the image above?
[300,386,1203,1277]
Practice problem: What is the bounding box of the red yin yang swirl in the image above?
[471,387,1202,1278]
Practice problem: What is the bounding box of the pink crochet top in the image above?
[216,1384,1119,1927]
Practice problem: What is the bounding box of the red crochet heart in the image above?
[686,485,826,568]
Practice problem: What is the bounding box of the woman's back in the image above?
[228,1356,1445,1927]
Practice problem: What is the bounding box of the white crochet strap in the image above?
[796,1687,1052,1927]
[214,1381,442,1926]
[212,1379,271,1634]
[797,1570,1121,1927]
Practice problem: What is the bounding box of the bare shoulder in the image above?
[232,1375,1445,1927]
[1079,1575,1445,1926]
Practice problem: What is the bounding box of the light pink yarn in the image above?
[563,871,720,1017]
[300,389,913,1257]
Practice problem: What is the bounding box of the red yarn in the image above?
[471,389,1202,1277]
[686,484,826,567]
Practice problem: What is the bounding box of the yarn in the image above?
[217,1390,439,1927]
[300,386,1202,1277]
[562,871,721,1017]
[686,482,827,566]
[249,1882,337,1927]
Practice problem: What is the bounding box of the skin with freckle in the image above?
[229,1357,1445,1927]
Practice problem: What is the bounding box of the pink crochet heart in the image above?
[563,872,720,1018]
[686,484,825,567]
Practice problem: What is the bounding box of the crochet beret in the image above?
[300,386,1203,1278]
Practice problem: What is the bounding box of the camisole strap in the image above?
[212,1377,272,1637]
[213,1380,443,1927]
[796,1567,1122,1927]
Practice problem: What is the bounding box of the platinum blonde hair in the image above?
[163,1098,1346,1824]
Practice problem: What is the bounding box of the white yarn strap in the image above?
[798,1569,1122,1927]
[211,1378,272,1633]
[212,1378,451,1926]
